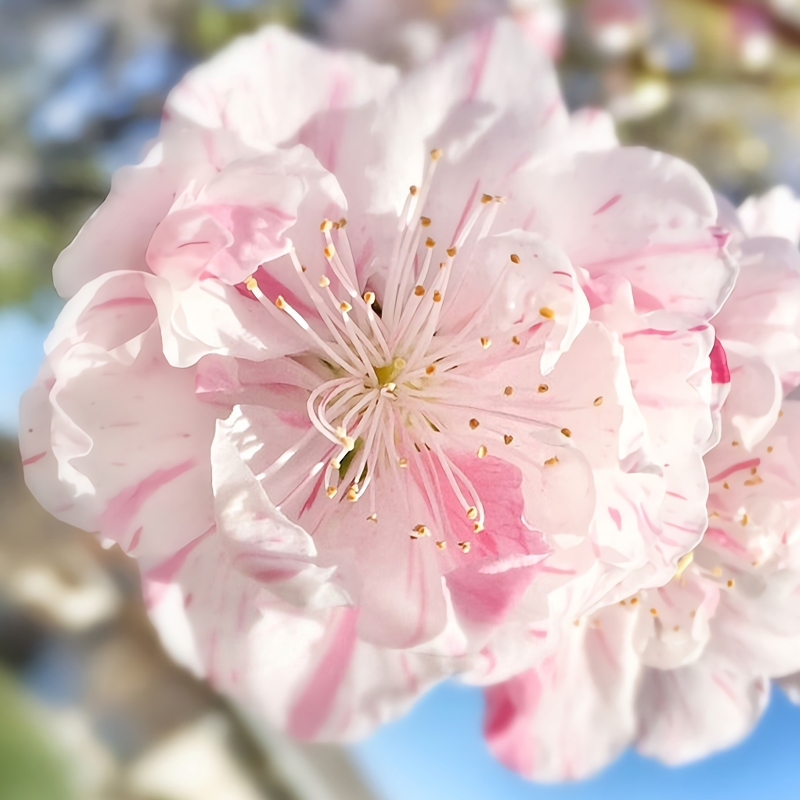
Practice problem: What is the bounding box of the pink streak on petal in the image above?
[710,337,731,384]
[705,526,751,558]
[91,296,153,312]
[100,458,196,544]
[485,672,541,777]
[448,566,537,625]
[622,328,677,339]
[467,25,494,102]
[286,607,359,740]
[592,194,622,216]
[708,458,761,484]
[582,239,720,272]
[143,527,213,608]
[21,452,47,466]
[129,526,143,552]
[608,507,623,530]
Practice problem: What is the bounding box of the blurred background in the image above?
[3,1,800,798]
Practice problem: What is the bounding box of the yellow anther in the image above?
[430,148,443,161]
[363,291,375,305]
[426,237,436,248]
[537,384,549,393]
[544,456,559,467]
[712,566,723,577]
[650,608,658,616]
[320,219,333,232]
[504,434,514,445]
[420,216,432,227]
[630,597,639,605]
[469,418,480,430]
[723,482,730,489]
[413,524,430,537]
[324,245,335,258]
[276,296,286,309]
[732,440,740,446]
[511,335,521,345]
[480,337,492,349]
[510,253,520,264]
[435,540,447,550]
[481,193,494,204]
[741,514,748,526]
[594,396,603,406]
[539,307,555,319]
[329,459,341,470]
[425,364,436,375]
[675,552,693,579]
[477,445,488,459]
[319,275,331,288]
[767,446,774,453]
[347,487,358,502]
[367,513,378,522]
[458,541,471,553]
[339,218,347,228]
[410,185,418,196]
[446,246,457,258]
[744,476,763,486]
[503,386,514,396]
[414,285,426,296]
[245,276,258,291]
[433,290,442,302]
[340,301,352,313]
[561,428,572,438]
[398,457,408,468]
[473,522,484,533]
[326,486,338,498]
[466,506,478,520]
[727,579,735,588]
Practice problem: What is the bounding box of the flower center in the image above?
[244,149,529,546]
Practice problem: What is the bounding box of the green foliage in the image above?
[0,668,75,800]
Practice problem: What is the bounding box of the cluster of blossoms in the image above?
[19,18,800,777]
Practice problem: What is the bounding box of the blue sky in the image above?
[352,681,800,800]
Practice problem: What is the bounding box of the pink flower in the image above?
[484,187,800,779]
[20,23,731,739]
[322,0,564,66]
